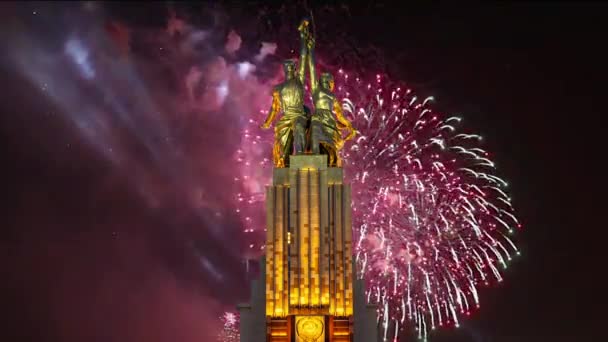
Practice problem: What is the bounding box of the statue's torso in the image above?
[277,78,305,113]
[313,88,335,111]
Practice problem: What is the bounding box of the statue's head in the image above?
[283,60,296,79]
[320,73,335,91]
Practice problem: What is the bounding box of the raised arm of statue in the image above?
[307,35,318,94]
[296,20,310,85]
[261,89,281,129]
[297,24,309,85]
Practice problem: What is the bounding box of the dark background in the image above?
[2,2,605,341]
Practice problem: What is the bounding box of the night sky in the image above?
[1,2,605,342]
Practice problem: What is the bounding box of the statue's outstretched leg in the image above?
[273,139,284,167]
[293,116,307,154]
[310,120,322,154]
[280,134,294,167]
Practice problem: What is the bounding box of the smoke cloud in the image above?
[2,2,281,341]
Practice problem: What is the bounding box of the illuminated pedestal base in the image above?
[238,156,378,342]
[238,258,378,342]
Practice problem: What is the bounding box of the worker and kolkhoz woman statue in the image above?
[260,19,357,168]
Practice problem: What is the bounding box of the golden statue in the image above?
[303,22,356,167]
[261,19,356,167]
[260,20,311,168]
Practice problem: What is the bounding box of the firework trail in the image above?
[233,68,520,340]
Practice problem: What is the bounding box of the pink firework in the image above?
[218,311,240,342]
[233,69,520,340]
[336,71,520,340]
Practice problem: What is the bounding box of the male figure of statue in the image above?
[260,20,311,168]
[305,28,356,167]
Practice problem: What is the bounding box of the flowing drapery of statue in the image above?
[260,21,309,168]
[261,19,357,167]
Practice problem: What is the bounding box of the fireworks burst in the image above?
[232,68,520,341]
[218,311,240,342]
[337,71,520,340]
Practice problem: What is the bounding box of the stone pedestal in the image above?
[239,156,378,342]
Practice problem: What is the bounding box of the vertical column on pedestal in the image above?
[327,179,354,317]
[288,169,299,307]
[278,185,289,316]
[298,169,310,307]
[343,185,354,316]
[265,184,288,317]
[275,185,284,316]
[265,186,275,316]
[328,183,335,315]
[319,169,329,307]
[334,183,345,316]
[310,169,321,307]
